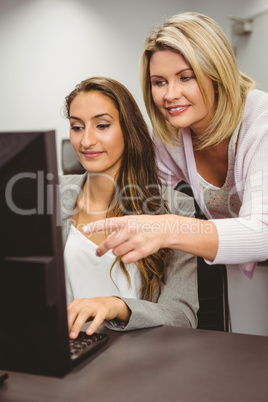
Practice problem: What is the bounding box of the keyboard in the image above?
[69,332,109,363]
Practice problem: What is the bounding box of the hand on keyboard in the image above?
[67,296,130,338]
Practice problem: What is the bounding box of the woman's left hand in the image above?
[67,296,130,338]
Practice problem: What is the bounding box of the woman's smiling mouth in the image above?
[166,105,190,115]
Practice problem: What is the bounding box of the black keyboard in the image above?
[69,332,109,363]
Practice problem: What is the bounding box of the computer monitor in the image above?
[0,130,71,377]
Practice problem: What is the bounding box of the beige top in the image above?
[198,123,242,218]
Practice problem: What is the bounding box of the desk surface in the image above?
[1,326,268,402]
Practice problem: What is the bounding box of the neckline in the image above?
[197,121,241,190]
[70,224,113,252]
[198,173,221,189]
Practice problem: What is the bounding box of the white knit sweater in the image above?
[154,89,268,278]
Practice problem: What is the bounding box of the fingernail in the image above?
[82,225,89,233]
[86,329,93,335]
[70,331,76,338]
[96,250,100,257]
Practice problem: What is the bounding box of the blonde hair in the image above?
[140,12,255,150]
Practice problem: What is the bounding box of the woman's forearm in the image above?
[165,214,219,261]
[83,213,219,263]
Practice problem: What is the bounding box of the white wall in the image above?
[2,0,267,160]
[0,0,193,160]
[231,6,268,91]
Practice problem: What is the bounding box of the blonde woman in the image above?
[138,10,268,276]
[83,14,268,334]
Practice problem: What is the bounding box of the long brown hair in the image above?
[65,76,170,301]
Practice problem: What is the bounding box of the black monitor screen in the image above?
[0,130,71,377]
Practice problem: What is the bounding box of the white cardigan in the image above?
[154,89,268,278]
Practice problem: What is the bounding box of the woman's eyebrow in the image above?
[69,116,83,121]
[69,113,113,120]
[150,68,193,79]
[93,113,113,119]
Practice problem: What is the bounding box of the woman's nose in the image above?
[164,82,182,102]
[81,127,98,148]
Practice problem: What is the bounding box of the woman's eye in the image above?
[71,126,83,132]
[153,80,166,87]
[97,123,110,130]
[180,76,194,82]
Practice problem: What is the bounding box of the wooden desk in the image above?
[0,326,267,402]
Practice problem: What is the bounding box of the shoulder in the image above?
[242,89,268,127]
[238,89,268,150]
[162,186,195,217]
[244,88,268,109]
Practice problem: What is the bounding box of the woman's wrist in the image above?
[112,297,131,322]
[163,214,183,249]
[164,214,218,261]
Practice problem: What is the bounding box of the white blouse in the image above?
[64,225,142,305]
